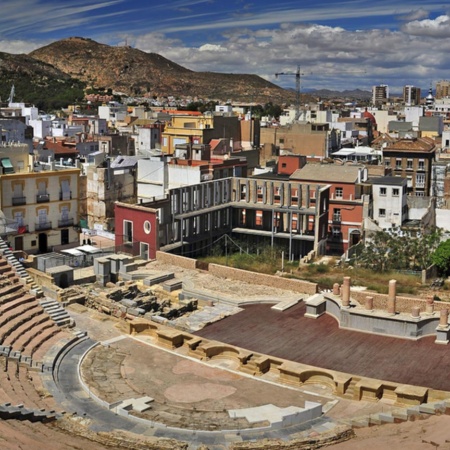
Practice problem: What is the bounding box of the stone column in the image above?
[342,276,351,308]
[333,283,340,296]
[426,296,434,315]
[411,306,420,318]
[365,296,374,311]
[439,309,449,328]
[387,279,396,315]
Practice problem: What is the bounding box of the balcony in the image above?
[332,214,342,223]
[58,218,74,228]
[36,193,50,203]
[59,191,72,201]
[12,196,26,206]
[35,221,52,231]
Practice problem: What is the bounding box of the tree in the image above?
[431,239,450,276]
[358,227,442,272]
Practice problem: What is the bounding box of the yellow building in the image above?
[161,113,241,154]
[0,143,80,253]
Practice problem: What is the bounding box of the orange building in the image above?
[290,163,370,255]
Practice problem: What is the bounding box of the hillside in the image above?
[29,37,292,104]
[0,51,85,110]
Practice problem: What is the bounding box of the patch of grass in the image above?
[199,250,424,296]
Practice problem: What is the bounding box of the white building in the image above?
[98,102,127,127]
[371,176,408,229]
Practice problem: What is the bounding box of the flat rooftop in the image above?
[195,302,450,392]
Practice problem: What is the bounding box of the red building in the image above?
[115,202,160,260]
[291,162,370,255]
[277,154,306,176]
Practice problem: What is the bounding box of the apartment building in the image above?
[403,86,421,106]
[290,163,370,255]
[161,112,241,155]
[372,85,389,106]
[0,143,80,253]
[436,80,450,99]
[370,176,408,229]
[116,177,330,261]
[382,137,436,196]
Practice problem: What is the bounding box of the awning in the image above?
[75,245,102,254]
[0,158,14,174]
[61,248,85,257]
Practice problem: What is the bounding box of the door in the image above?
[14,236,23,251]
[140,242,149,260]
[61,229,69,245]
[38,233,47,253]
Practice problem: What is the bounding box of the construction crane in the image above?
[275,65,302,121]
[275,66,366,122]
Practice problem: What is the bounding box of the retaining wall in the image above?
[208,264,318,295]
[155,251,198,270]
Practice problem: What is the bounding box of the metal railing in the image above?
[12,196,26,206]
[36,194,50,203]
[58,218,74,228]
[35,221,52,231]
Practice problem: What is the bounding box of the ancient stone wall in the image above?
[155,251,198,270]
[208,264,318,295]
[351,290,449,314]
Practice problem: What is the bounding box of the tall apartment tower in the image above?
[372,84,389,105]
[436,80,450,99]
[403,85,421,106]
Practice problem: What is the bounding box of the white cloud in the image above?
[398,8,429,21]
[199,44,228,52]
[401,15,450,37]
[129,20,450,92]
[0,39,46,54]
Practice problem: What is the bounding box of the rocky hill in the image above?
[29,37,292,104]
[0,51,85,110]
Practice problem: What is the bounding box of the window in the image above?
[335,187,343,199]
[395,159,402,169]
[407,159,413,169]
[281,163,287,168]
[279,138,285,144]
[332,227,341,237]
[379,209,386,217]
[418,159,425,170]
[333,208,341,222]
[416,174,425,186]
[385,159,391,167]
[392,188,400,196]
[415,191,425,197]
[124,220,133,243]
[380,187,387,196]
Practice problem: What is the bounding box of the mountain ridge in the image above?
[28,37,293,104]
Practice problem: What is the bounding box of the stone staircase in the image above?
[39,299,74,327]
[0,402,62,422]
[0,239,43,298]
[343,377,360,401]
[344,400,449,429]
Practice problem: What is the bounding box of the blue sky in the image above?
[1,0,450,93]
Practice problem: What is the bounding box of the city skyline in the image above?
[1,1,450,93]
